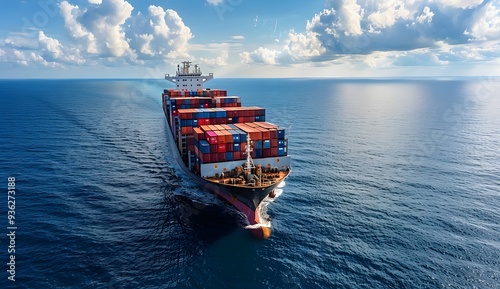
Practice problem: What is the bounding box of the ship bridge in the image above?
[165,61,213,89]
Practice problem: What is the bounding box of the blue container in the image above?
[240,131,247,143]
[254,140,263,149]
[225,152,233,161]
[231,131,240,143]
[233,143,240,151]
[278,147,285,156]
[255,115,261,121]
[278,139,285,147]
[263,140,271,149]
[228,124,237,130]
[278,129,285,139]
[255,149,263,158]
[233,117,239,123]
[192,119,198,127]
[199,140,210,154]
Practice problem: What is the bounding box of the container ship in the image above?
[162,62,291,239]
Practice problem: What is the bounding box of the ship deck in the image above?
[204,170,289,189]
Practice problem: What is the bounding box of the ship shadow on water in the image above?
[172,194,248,244]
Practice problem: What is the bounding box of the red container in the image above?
[226,142,233,152]
[271,147,278,157]
[233,151,241,160]
[263,149,271,158]
[201,153,211,163]
[218,152,226,162]
[198,118,209,126]
[261,129,271,140]
[271,138,278,148]
[269,129,278,139]
[217,143,226,153]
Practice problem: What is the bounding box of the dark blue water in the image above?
[1,78,499,288]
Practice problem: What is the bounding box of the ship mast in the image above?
[244,134,262,186]
[244,134,255,172]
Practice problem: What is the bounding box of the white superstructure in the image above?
[165,61,213,89]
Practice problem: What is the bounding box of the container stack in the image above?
[162,90,288,175]
[191,122,288,174]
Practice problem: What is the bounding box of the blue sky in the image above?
[0,0,499,78]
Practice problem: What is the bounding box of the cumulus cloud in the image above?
[241,29,325,65]
[242,0,500,66]
[200,50,229,67]
[59,0,134,58]
[38,31,63,60]
[0,47,62,68]
[127,6,193,60]
[0,0,195,69]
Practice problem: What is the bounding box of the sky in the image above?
[0,0,499,78]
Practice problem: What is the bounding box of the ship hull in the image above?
[163,116,284,238]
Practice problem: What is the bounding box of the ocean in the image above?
[0,77,499,289]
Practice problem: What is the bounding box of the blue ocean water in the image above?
[0,77,499,288]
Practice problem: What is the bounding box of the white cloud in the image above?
[242,0,500,68]
[240,28,325,65]
[0,47,63,68]
[59,0,137,61]
[3,32,39,50]
[336,0,363,36]
[439,0,484,9]
[59,1,98,54]
[200,50,228,67]
[0,0,195,69]
[468,1,500,41]
[128,6,193,60]
[231,35,245,40]
[206,0,224,6]
[416,6,434,24]
[367,1,413,30]
[53,1,194,66]
[241,47,277,65]
[38,31,63,59]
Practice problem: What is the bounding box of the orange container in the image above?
[223,130,233,143]
[181,126,192,135]
[193,127,205,140]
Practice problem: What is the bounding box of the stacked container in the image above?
[162,89,288,176]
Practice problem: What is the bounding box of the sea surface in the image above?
[0,77,499,289]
